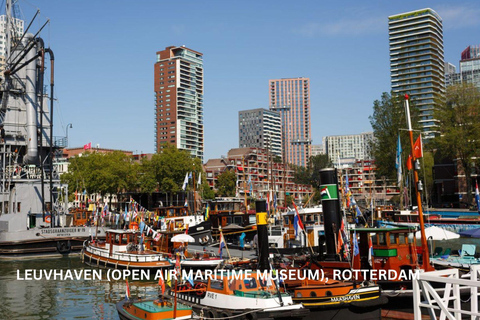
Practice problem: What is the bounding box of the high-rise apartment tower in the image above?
[238,108,282,157]
[389,9,445,139]
[154,46,204,160]
[269,78,311,167]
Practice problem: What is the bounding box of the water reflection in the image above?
[0,256,160,320]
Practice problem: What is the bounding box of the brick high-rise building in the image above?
[154,46,204,160]
[269,78,311,167]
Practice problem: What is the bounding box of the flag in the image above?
[188,172,192,180]
[345,171,351,207]
[413,135,423,159]
[205,203,210,221]
[239,232,246,249]
[102,203,108,218]
[368,235,374,267]
[83,142,91,150]
[158,275,165,295]
[125,279,130,300]
[182,173,189,191]
[248,175,253,194]
[197,172,202,186]
[337,229,343,254]
[396,135,402,186]
[407,154,413,171]
[273,193,277,210]
[353,230,359,257]
[476,181,480,212]
[184,198,188,207]
[292,202,305,237]
[320,186,330,199]
[219,233,226,257]
[154,232,161,242]
[186,274,194,287]
[266,192,270,213]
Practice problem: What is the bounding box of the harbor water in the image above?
[0,256,160,320]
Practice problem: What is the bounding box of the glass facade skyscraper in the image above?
[269,78,311,167]
[389,9,445,139]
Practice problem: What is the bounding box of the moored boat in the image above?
[117,297,194,320]
[82,229,171,269]
[170,271,309,319]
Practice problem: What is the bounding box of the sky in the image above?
[11,0,480,161]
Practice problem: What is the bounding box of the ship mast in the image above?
[404,94,431,270]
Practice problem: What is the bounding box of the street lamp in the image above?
[66,123,72,148]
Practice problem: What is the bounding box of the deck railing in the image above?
[412,265,480,320]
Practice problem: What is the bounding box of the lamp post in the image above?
[66,123,72,147]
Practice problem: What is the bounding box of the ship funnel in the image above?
[319,168,342,260]
[23,33,39,164]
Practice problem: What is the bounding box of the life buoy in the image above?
[45,215,51,223]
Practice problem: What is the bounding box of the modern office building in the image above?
[154,46,204,160]
[389,9,445,139]
[238,108,282,158]
[323,132,374,165]
[269,77,311,167]
[446,45,480,89]
[0,15,24,70]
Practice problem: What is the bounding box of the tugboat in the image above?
[170,271,308,319]
[0,0,106,258]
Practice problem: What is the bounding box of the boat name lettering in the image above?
[330,294,361,302]
[206,292,217,299]
[40,228,86,235]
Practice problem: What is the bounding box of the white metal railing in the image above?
[413,265,480,320]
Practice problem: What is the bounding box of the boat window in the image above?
[115,235,120,244]
[371,234,377,245]
[226,217,232,224]
[234,217,242,225]
[283,216,289,225]
[210,280,224,290]
[249,216,256,224]
[122,235,128,244]
[399,233,406,244]
[389,234,396,245]
[244,278,257,289]
[378,233,386,245]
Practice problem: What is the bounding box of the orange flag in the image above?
[337,229,343,254]
[158,275,165,295]
[407,154,413,170]
[413,136,422,159]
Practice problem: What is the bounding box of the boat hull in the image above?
[82,246,171,269]
[0,227,106,259]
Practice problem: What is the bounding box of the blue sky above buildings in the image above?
[14,0,480,160]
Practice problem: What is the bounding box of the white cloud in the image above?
[436,4,480,30]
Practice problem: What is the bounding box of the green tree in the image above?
[369,92,420,180]
[216,170,237,197]
[433,84,480,206]
[149,144,201,194]
[293,154,332,187]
